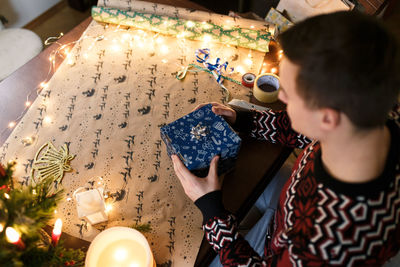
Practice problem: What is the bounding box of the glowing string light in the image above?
[186,21,195,28]
[8,122,16,129]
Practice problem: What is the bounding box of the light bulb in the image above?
[40,82,48,89]
[186,21,195,28]
[122,33,131,40]
[8,121,16,128]
[44,116,52,124]
[105,203,113,213]
[236,65,245,75]
[6,227,20,243]
[244,58,253,66]
[156,36,164,44]
[160,45,169,54]
[203,35,212,43]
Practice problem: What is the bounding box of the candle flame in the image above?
[114,248,128,261]
[6,227,20,243]
[53,219,62,235]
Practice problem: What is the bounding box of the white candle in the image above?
[86,227,155,267]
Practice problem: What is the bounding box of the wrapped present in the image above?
[160,104,241,177]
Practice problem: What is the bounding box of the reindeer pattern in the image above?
[0,13,264,266]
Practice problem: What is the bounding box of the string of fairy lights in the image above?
[0,18,283,247]
[1,20,281,149]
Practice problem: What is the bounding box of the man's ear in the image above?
[319,108,340,131]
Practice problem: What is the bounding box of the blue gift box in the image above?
[160,104,242,177]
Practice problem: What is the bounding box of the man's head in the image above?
[277,11,399,135]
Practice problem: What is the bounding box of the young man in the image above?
[172,11,400,266]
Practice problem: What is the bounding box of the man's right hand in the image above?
[194,102,237,126]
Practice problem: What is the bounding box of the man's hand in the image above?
[194,102,237,126]
[171,155,222,202]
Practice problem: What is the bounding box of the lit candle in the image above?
[51,218,62,246]
[6,227,25,249]
[86,227,155,267]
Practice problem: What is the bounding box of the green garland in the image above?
[0,162,85,266]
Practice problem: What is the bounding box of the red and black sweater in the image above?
[195,107,400,266]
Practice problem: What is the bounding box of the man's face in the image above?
[278,57,321,139]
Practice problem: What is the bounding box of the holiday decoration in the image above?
[160,104,241,177]
[86,227,155,267]
[31,142,75,188]
[92,6,273,52]
[0,162,84,266]
[0,0,273,265]
[73,187,108,225]
[51,218,62,246]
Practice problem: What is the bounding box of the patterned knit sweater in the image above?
[194,107,400,266]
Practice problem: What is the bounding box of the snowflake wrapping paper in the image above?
[0,1,268,265]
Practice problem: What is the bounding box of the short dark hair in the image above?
[278,11,400,129]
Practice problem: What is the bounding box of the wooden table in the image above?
[0,1,291,266]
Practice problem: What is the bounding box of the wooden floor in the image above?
[24,0,91,44]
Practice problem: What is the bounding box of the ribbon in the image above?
[195,48,233,84]
[176,49,242,102]
[190,123,208,140]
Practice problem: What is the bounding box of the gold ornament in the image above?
[31,142,75,187]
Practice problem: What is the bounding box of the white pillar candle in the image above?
[86,227,155,267]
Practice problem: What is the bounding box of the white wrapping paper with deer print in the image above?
[0,1,267,265]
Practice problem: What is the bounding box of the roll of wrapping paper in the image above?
[97,0,275,34]
[253,73,280,103]
[91,6,272,52]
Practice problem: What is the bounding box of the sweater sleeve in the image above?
[233,108,312,149]
[195,191,269,266]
